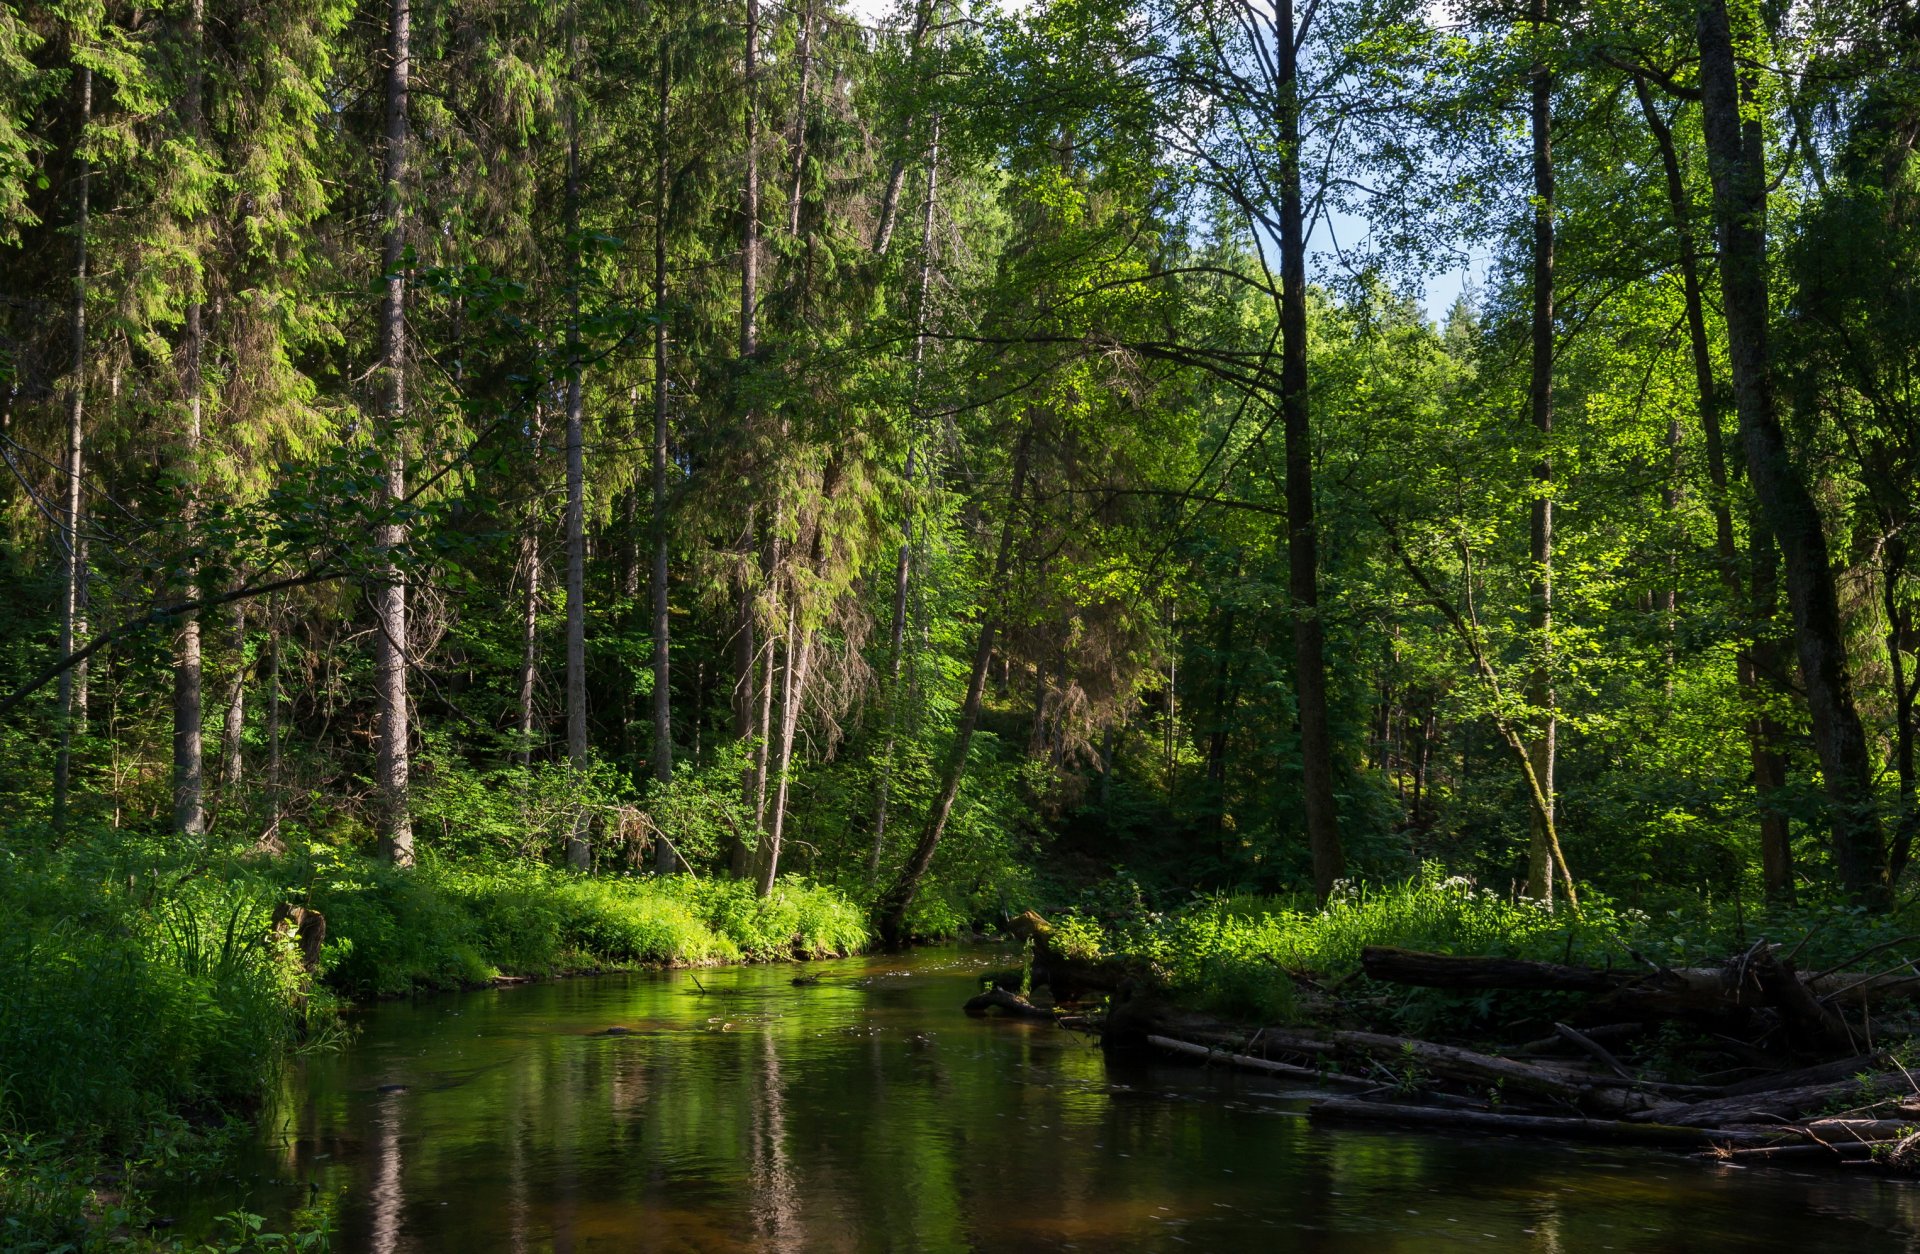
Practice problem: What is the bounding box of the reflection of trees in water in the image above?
[369,1088,404,1254]
[749,1027,803,1250]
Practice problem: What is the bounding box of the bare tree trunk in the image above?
[173,0,208,840]
[563,51,591,873]
[1698,0,1885,901]
[1524,0,1557,904]
[374,0,414,865]
[759,601,815,895]
[53,64,91,833]
[752,615,779,838]
[872,1,936,257]
[222,606,246,789]
[517,525,541,770]
[876,427,1031,949]
[730,580,759,878]
[266,599,282,842]
[1276,0,1345,900]
[1635,77,1795,899]
[786,0,814,239]
[651,42,678,871]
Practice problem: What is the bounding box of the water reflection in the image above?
[166,949,1920,1252]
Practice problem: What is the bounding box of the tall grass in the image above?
[309,853,869,997]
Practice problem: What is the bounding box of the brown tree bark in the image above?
[1276,0,1344,900]
[1698,0,1885,900]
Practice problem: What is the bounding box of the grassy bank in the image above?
[1066,864,1920,1033]
[0,832,868,1250]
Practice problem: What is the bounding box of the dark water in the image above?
[171,947,1920,1251]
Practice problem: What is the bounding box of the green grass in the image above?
[0,830,869,1250]
[308,852,869,997]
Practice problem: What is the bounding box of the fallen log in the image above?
[1633,1072,1912,1126]
[1308,1099,1783,1147]
[1146,1035,1379,1089]
[1802,1118,1920,1141]
[963,988,1056,1020]
[1261,1027,1625,1109]
[1720,1052,1888,1097]
[1361,947,1628,992]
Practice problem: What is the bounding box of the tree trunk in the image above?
[730,579,759,878]
[173,0,208,840]
[651,39,678,871]
[759,601,815,895]
[1698,0,1886,900]
[875,426,1032,949]
[53,64,91,833]
[1276,0,1344,900]
[730,0,765,881]
[785,0,814,240]
[266,601,282,841]
[872,1,935,257]
[564,53,591,873]
[374,0,414,865]
[222,606,246,790]
[1524,0,1556,904]
[1885,546,1917,879]
[1635,76,1794,900]
[517,523,541,770]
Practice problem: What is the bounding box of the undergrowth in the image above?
[1085,863,1920,1030]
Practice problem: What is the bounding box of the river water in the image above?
[169,947,1920,1251]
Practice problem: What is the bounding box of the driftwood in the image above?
[1259,1027,1628,1108]
[1307,1099,1783,1147]
[1632,1072,1910,1126]
[1146,1035,1378,1089]
[1720,1052,1888,1096]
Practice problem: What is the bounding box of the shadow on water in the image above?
[160,948,1920,1251]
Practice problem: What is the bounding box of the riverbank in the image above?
[1001,870,1920,1172]
[0,832,868,1250]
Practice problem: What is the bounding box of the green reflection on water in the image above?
[165,948,1920,1252]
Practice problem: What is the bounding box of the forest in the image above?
[2,0,1919,1244]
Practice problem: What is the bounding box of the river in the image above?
[164,947,1920,1250]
